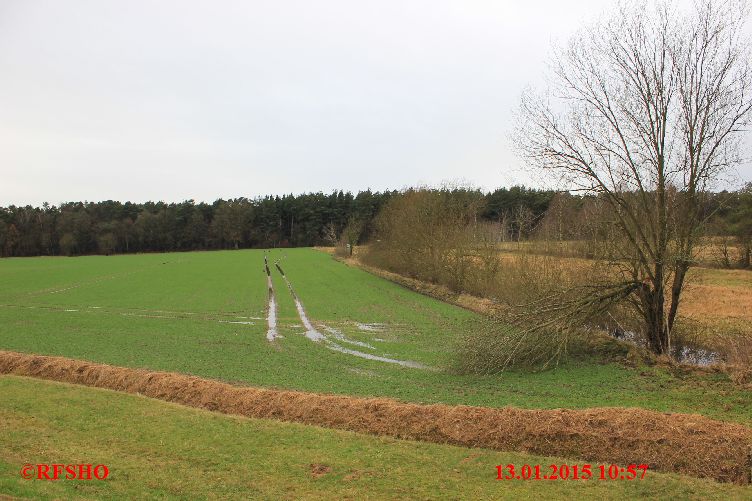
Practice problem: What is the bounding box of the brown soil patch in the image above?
[1,351,751,484]
[309,464,332,478]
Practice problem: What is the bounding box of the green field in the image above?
[0,248,750,426]
[2,376,749,501]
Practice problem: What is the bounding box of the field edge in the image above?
[1,349,750,485]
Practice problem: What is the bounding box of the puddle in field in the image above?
[154,310,195,315]
[325,342,428,368]
[265,257,280,341]
[672,345,722,366]
[608,328,722,367]
[2,303,265,329]
[321,325,376,350]
[266,294,279,341]
[28,267,157,297]
[47,285,82,295]
[293,297,325,341]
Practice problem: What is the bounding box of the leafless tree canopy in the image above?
[515,0,752,354]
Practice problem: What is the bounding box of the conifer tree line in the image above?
[0,187,553,257]
[0,190,387,256]
[0,185,747,258]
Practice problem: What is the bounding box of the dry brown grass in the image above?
[313,246,336,255]
[683,285,752,322]
[2,350,751,484]
[681,268,752,367]
[683,268,752,322]
[492,251,751,339]
[498,238,748,268]
[345,258,508,317]
[692,238,747,267]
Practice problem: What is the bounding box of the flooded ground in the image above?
[608,327,722,366]
[264,255,279,341]
[271,259,428,369]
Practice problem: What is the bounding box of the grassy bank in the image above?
[1,376,749,500]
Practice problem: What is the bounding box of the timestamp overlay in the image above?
[496,464,649,481]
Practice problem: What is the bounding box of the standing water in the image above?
[264,256,279,341]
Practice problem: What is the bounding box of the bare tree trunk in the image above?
[641,271,669,355]
[667,263,688,334]
[742,243,751,268]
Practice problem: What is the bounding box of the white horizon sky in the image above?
[1,0,750,207]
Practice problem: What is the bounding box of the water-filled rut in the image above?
[264,255,279,341]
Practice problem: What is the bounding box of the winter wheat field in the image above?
[0,248,751,500]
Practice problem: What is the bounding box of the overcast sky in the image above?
[1,0,750,206]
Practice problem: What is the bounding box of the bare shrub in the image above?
[363,186,498,293]
[708,327,752,382]
[453,249,638,371]
[333,217,364,258]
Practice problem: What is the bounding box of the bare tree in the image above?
[322,222,339,246]
[364,187,489,290]
[340,217,364,256]
[513,205,534,244]
[515,0,752,354]
[499,210,512,242]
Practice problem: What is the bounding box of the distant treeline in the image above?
[0,186,552,257]
[1,184,748,258]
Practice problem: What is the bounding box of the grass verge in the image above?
[1,350,750,484]
[2,375,751,500]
